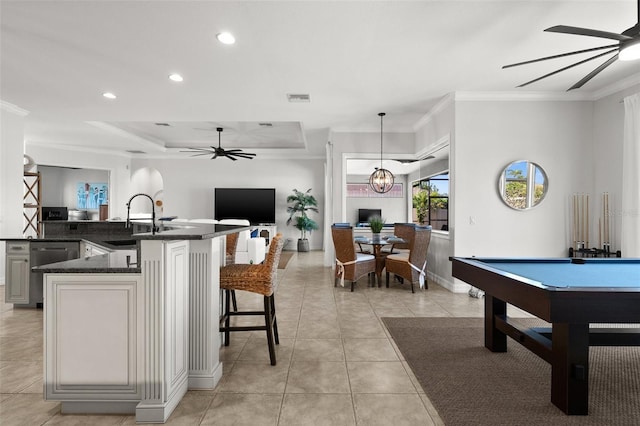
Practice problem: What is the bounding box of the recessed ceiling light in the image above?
[216,32,236,45]
[168,73,183,82]
[102,92,116,99]
[287,93,311,103]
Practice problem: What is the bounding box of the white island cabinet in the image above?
[41,223,246,424]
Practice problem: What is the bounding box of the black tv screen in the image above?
[358,208,382,224]
[215,188,276,225]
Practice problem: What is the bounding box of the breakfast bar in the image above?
[37,223,248,423]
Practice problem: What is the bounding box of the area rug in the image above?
[278,251,294,269]
[381,317,640,426]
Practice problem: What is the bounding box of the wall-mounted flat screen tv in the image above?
[215,188,276,225]
[358,208,382,224]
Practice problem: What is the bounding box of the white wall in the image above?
[412,96,455,290]
[0,105,28,284]
[131,157,325,251]
[453,100,594,258]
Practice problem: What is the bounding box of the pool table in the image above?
[451,257,640,415]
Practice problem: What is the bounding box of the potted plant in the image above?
[368,215,385,242]
[413,191,428,224]
[286,188,319,252]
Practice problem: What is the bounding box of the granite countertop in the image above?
[131,223,249,240]
[1,235,138,250]
[23,223,249,273]
[33,250,139,273]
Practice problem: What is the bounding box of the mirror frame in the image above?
[498,160,548,210]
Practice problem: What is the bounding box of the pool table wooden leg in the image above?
[551,322,589,415]
[484,295,507,352]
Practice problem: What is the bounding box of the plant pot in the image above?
[297,239,310,252]
[371,233,381,243]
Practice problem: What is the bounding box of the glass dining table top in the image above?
[354,236,406,245]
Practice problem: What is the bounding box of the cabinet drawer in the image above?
[7,242,29,253]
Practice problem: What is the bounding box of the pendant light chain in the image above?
[368,112,395,194]
[379,112,385,168]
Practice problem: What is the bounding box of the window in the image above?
[412,173,449,231]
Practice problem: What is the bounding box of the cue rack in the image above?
[569,192,620,258]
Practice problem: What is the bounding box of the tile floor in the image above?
[0,251,524,425]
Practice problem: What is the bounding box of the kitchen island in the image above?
[36,223,247,423]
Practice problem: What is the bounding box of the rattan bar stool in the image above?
[225,232,240,311]
[219,233,284,365]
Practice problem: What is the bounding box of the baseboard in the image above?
[427,271,469,293]
[188,362,223,390]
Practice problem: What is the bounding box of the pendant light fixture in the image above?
[369,112,395,194]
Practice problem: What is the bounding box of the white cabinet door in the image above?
[5,253,30,304]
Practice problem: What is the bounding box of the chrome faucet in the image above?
[125,193,157,235]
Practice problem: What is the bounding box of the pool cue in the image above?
[599,218,601,249]
[586,194,589,248]
[571,194,578,249]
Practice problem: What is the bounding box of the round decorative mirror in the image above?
[498,160,548,210]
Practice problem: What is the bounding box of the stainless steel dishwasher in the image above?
[30,241,79,308]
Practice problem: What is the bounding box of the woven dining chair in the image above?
[219,233,285,365]
[385,226,432,293]
[382,223,415,254]
[331,225,376,292]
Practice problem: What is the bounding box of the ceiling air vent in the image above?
[126,150,146,154]
[154,122,171,126]
[258,123,273,127]
[287,93,310,103]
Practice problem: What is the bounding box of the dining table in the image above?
[354,235,406,286]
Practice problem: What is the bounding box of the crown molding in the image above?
[412,93,455,131]
[26,140,133,159]
[592,73,640,100]
[453,91,592,102]
[0,100,30,116]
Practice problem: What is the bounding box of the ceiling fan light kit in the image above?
[504,0,640,90]
[369,112,395,194]
[181,127,256,160]
[619,37,640,60]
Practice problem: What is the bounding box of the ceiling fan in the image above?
[181,127,256,161]
[503,0,640,90]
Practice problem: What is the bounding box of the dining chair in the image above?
[385,226,432,293]
[382,223,415,254]
[331,225,376,292]
[219,233,285,365]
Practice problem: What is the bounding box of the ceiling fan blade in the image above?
[230,153,256,159]
[516,48,618,87]
[188,152,215,157]
[225,155,238,161]
[568,54,619,90]
[502,44,618,69]
[545,25,633,41]
[180,148,212,153]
